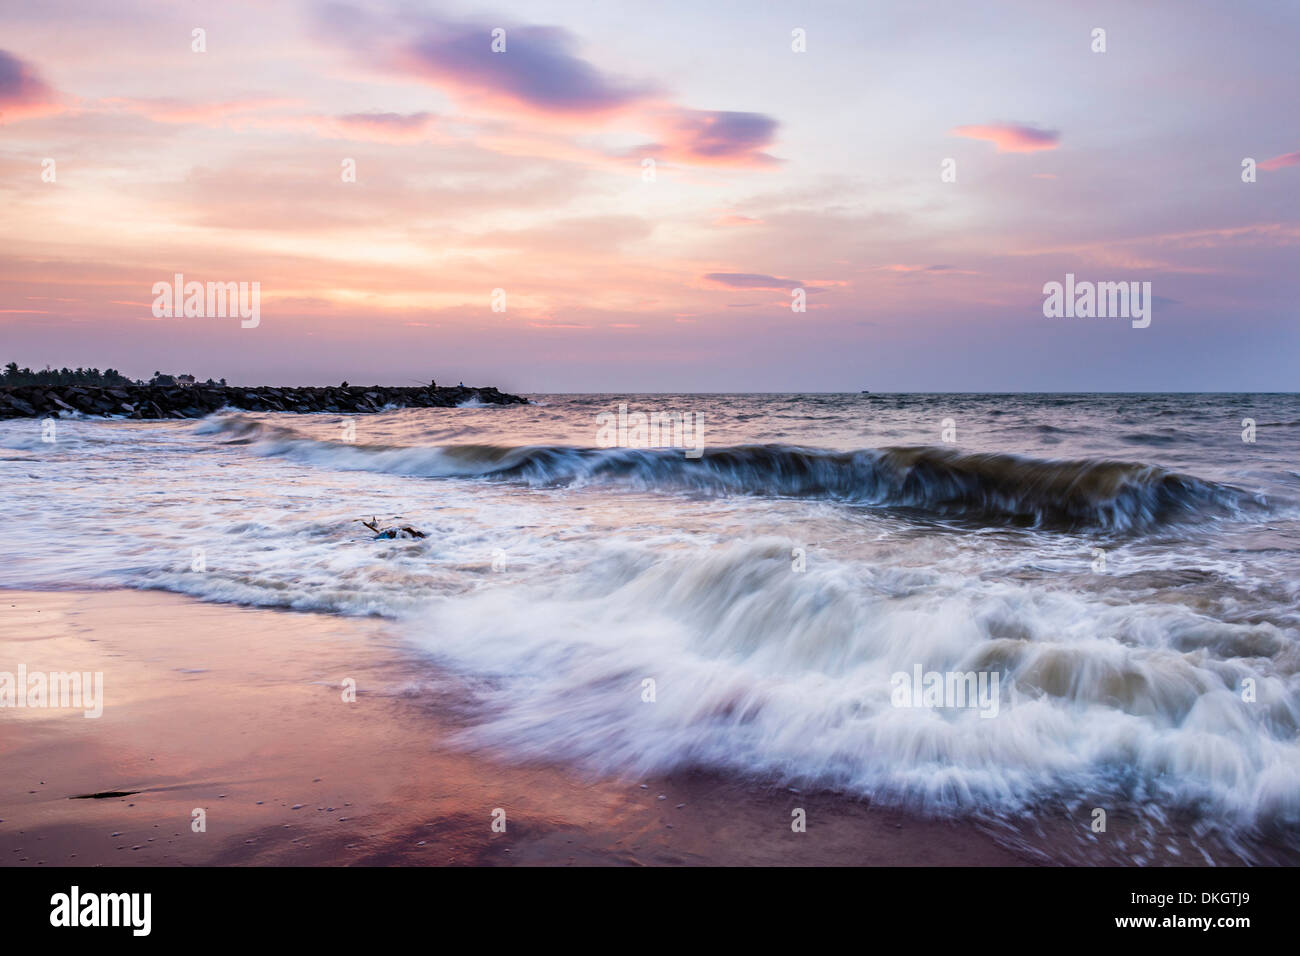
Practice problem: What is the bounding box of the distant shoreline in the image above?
[0,383,529,420]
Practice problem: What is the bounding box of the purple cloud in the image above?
[398,21,654,116]
[658,109,779,166]
[315,8,779,167]
[704,272,820,291]
[0,50,59,121]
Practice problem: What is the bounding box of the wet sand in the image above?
[0,589,1040,867]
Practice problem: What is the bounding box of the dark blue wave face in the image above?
[262,389,1300,492]
[202,392,1297,534]
[430,443,1263,532]
[517,392,1300,490]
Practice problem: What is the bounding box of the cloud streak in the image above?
[103,96,300,125]
[950,122,1060,153]
[1260,150,1300,172]
[326,111,436,142]
[704,272,808,290]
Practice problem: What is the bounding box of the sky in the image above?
[1,0,1298,391]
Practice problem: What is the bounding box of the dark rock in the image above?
[0,382,528,420]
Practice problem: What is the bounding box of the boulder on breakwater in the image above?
[0,383,529,420]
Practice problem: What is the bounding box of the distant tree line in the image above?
[2,362,225,387]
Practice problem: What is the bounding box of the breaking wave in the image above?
[200,413,1263,531]
[406,537,1300,828]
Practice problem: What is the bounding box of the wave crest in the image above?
[202,413,1261,531]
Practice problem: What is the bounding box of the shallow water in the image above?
[2,393,1298,860]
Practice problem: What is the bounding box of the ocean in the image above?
[3,393,1298,863]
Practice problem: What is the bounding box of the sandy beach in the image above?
[0,588,1038,867]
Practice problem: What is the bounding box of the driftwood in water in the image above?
[359,516,427,540]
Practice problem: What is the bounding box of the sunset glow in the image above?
[2,0,1298,390]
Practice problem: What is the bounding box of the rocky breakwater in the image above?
[0,383,529,420]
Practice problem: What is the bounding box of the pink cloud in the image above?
[318,111,436,143]
[1260,150,1300,172]
[879,264,978,276]
[104,97,436,143]
[950,122,1060,153]
[104,96,300,124]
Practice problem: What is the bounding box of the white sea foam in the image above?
[405,536,1300,825]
